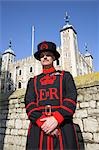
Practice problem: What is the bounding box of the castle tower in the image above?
[84,44,93,72]
[2,40,16,71]
[60,12,79,77]
[2,41,16,92]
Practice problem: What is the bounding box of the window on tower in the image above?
[8,84,11,91]
[19,70,21,75]
[30,67,32,72]
[10,73,11,78]
[56,59,59,65]
[7,71,9,78]
[18,82,21,88]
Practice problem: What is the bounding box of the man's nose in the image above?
[44,55,47,58]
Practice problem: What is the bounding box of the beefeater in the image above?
[25,41,79,150]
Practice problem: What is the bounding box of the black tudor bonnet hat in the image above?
[34,41,60,61]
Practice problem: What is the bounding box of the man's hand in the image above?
[40,116,58,134]
[50,128,59,137]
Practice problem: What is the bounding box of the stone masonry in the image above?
[0,72,99,150]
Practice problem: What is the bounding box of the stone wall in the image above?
[0,72,99,150]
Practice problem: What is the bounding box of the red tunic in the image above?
[25,67,79,150]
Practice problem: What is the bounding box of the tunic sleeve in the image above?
[53,71,77,124]
[25,78,44,125]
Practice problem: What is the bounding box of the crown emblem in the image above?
[40,74,56,85]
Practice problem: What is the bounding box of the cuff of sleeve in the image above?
[53,111,64,124]
[36,115,46,128]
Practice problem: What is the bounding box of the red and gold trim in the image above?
[63,98,76,106]
[34,76,39,106]
[39,130,44,150]
[61,105,74,114]
[40,74,56,85]
[43,67,55,74]
[59,129,64,150]
[26,101,37,109]
[36,115,46,127]
[51,136,53,150]
[53,111,64,124]
[27,105,74,119]
[59,71,64,105]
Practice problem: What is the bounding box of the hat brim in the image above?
[34,49,60,61]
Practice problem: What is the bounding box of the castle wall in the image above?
[0,72,99,150]
[1,24,93,93]
[3,56,42,92]
[4,54,62,92]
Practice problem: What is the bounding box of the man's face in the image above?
[40,51,55,66]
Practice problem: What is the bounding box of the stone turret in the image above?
[1,41,16,93]
[84,44,93,72]
[2,41,16,71]
[60,12,79,77]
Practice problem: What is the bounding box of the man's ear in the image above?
[53,56,55,61]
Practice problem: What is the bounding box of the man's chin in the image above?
[43,63,50,66]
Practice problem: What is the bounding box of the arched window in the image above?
[30,67,32,72]
[7,71,9,78]
[10,73,11,77]
[8,84,11,91]
[18,82,21,88]
[19,70,21,75]
[56,59,59,66]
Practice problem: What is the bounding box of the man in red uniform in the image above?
[25,41,79,150]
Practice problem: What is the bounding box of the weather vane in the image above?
[84,43,88,52]
[9,39,12,48]
[64,12,70,25]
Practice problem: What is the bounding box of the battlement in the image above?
[14,55,35,65]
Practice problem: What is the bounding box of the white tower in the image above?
[60,12,79,77]
[2,41,16,92]
[2,41,15,71]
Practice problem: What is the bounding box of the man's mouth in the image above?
[43,60,49,62]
